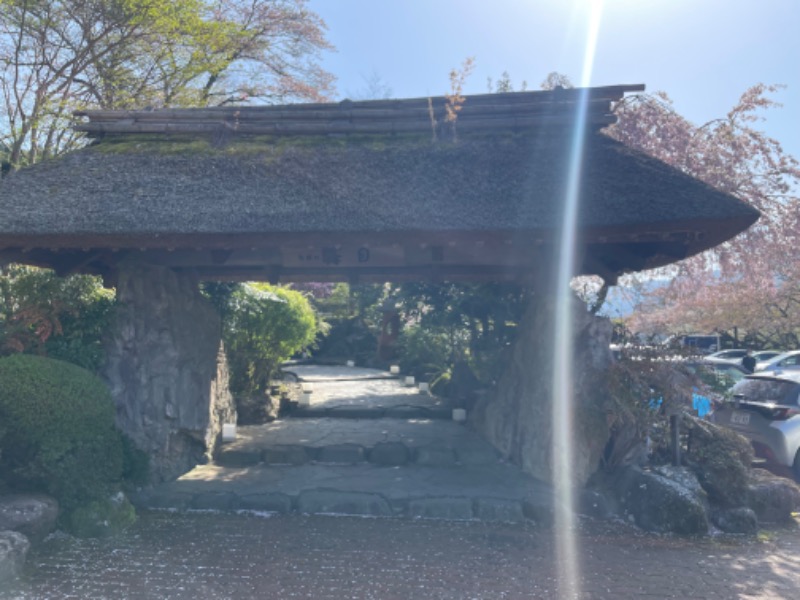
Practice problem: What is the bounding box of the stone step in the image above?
[135,463,557,524]
[216,440,499,468]
[216,418,499,468]
[290,404,451,420]
[283,364,398,382]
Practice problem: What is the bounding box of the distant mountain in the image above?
[598,278,670,318]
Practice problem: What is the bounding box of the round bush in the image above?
[0,354,125,515]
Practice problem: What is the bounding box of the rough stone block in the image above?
[415,446,458,466]
[262,445,310,465]
[191,492,238,511]
[0,531,30,585]
[408,497,474,520]
[456,445,500,466]
[711,507,759,535]
[747,468,800,523]
[473,498,525,522]
[326,406,383,419]
[317,444,366,464]
[0,494,59,544]
[578,489,613,520]
[238,493,293,514]
[385,406,429,419]
[297,490,392,516]
[215,449,262,468]
[369,442,410,466]
[103,264,231,484]
[615,466,709,535]
[522,493,555,526]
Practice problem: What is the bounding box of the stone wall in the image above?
[471,291,612,487]
[103,263,235,483]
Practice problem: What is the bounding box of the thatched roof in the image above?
[0,85,759,284]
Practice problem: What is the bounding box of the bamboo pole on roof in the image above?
[76,113,616,137]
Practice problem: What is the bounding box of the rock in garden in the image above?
[683,415,753,508]
[710,507,759,535]
[0,494,59,545]
[0,530,30,584]
[613,466,709,535]
[747,468,800,524]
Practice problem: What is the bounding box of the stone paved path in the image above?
[138,365,552,522]
[4,511,800,599]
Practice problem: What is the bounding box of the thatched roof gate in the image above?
[0,85,758,284]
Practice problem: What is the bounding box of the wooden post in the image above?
[670,414,681,466]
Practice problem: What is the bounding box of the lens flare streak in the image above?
[551,2,604,599]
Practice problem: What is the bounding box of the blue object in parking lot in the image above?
[692,390,712,418]
[648,392,712,417]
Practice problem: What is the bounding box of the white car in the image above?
[703,349,748,365]
[757,350,800,373]
[713,371,800,480]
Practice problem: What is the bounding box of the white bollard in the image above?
[346,360,355,367]
[418,382,429,393]
[390,365,400,375]
[221,423,237,442]
[299,391,312,406]
[452,408,467,422]
[301,382,313,393]
[404,375,415,387]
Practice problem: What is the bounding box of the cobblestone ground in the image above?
[3,511,800,600]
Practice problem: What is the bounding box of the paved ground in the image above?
[219,418,499,461]
[284,364,396,382]
[139,365,548,521]
[5,364,800,598]
[3,511,800,599]
[286,365,451,418]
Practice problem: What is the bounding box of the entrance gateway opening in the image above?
[0,85,758,517]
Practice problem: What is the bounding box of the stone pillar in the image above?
[103,263,235,483]
[470,291,612,486]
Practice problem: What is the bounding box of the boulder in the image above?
[369,442,410,466]
[0,530,30,584]
[613,466,709,535]
[471,292,612,487]
[103,262,235,483]
[0,494,58,545]
[710,507,759,535]
[683,415,753,508]
[747,468,800,524]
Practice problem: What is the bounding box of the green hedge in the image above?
[0,354,130,515]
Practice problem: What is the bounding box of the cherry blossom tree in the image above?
[610,85,800,347]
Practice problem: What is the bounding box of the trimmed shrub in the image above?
[397,326,452,381]
[0,354,127,516]
[223,283,320,396]
[67,492,137,538]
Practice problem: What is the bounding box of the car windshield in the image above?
[731,378,800,406]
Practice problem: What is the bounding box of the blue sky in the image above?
[309,0,799,160]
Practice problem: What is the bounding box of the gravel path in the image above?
[3,511,799,599]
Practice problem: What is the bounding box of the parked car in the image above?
[712,371,800,479]
[703,349,748,365]
[752,350,783,364]
[756,350,800,373]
